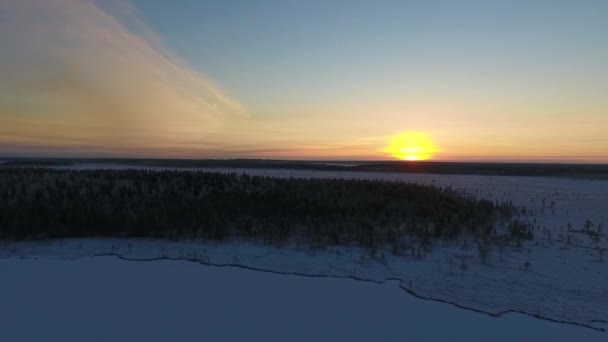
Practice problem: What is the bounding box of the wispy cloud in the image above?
[0,0,246,155]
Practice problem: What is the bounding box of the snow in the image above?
[3,165,608,331]
[0,256,605,342]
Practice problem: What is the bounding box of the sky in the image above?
[1,0,607,162]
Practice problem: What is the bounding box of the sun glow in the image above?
[383,131,438,161]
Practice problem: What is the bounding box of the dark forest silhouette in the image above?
[0,168,533,255]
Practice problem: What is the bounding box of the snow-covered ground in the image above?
[3,165,608,332]
[0,256,605,342]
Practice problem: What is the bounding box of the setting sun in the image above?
[383,131,438,161]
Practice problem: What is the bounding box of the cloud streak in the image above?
[0,0,245,155]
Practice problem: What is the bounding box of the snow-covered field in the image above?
[1,256,605,342]
[2,165,607,335]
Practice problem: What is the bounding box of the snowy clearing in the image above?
[0,256,605,342]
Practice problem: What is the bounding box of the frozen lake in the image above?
[0,256,605,341]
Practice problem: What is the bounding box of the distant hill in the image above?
[1,157,608,178]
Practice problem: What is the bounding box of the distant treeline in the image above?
[0,168,531,254]
[2,157,608,178]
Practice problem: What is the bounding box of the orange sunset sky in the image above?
[1,0,607,162]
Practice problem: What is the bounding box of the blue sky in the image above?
[132,0,607,115]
